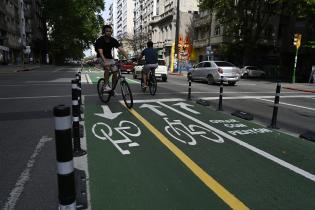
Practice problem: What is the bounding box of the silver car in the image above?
[241,66,265,78]
[190,61,241,85]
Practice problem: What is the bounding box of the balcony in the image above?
[163,39,173,47]
[194,15,211,28]
[193,38,209,48]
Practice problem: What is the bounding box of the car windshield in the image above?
[158,60,165,65]
[214,61,235,67]
[247,66,258,70]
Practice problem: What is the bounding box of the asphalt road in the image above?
[0,65,314,209]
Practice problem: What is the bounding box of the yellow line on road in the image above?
[126,106,249,210]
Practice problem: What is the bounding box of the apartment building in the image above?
[192,10,225,63]
[0,0,46,65]
[133,0,157,55]
[0,0,20,64]
[149,0,199,68]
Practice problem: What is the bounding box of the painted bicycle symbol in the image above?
[164,117,224,145]
[92,120,141,155]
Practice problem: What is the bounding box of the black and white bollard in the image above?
[187,72,192,100]
[217,76,224,111]
[72,80,86,157]
[53,105,76,210]
[269,82,281,129]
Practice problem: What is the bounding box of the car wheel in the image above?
[228,81,236,86]
[207,75,215,85]
[133,73,137,79]
[243,73,248,78]
[162,76,167,82]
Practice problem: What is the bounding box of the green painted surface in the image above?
[85,100,315,209]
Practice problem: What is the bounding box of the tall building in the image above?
[149,0,199,69]
[0,0,20,64]
[0,0,46,65]
[133,0,157,55]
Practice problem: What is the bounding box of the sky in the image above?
[84,0,112,57]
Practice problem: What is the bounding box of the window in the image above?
[203,62,211,67]
[214,25,221,36]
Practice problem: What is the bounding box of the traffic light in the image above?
[293,33,302,48]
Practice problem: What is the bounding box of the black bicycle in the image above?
[141,67,157,95]
[97,62,133,109]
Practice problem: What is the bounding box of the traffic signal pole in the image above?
[292,47,299,83]
[292,33,301,83]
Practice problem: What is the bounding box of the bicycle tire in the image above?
[149,73,157,95]
[120,79,133,109]
[97,78,112,103]
[165,126,197,145]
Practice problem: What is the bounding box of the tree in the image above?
[198,0,315,65]
[43,0,104,64]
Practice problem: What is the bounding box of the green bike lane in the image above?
[84,99,315,210]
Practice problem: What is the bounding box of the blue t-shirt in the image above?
[141,48,158,64]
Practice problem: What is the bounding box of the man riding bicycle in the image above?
[95,25,129,92]
[138,41,158,88]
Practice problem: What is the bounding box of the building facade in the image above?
[0,0,46,65]
[149,0,199,69]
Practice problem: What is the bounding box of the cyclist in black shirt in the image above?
[138,41,158,88]
[95,25,129,91]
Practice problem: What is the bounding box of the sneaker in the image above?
[103,85,112,92]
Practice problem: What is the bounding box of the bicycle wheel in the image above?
[149,73,157,95]
[97,78,112,103]
[120,79,133,109]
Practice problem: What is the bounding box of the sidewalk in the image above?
[282,83,315,93]
[0,64,41,73]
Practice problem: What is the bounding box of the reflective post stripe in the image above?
[71,79,86,157]
[270,82,281,129]
[53,105,76,209]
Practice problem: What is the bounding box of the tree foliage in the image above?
[43,0,104,63]
[198,0,315,64]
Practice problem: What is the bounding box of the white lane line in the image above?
[201,95,314,100]
[158,101,315,182]
[85,74,92,84]
[257,98,315,111]
[2,136,52,210]
[133,98,185,103]
[0,95,70,100]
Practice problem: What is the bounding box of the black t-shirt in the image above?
[95,36,121,59]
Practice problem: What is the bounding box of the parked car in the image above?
[133,59,168,82]
[118,59,135,74]
[241,66,265,78]
[189,61,241,85]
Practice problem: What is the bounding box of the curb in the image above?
[283,87,315,93]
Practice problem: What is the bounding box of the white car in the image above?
[241,66,265,78]
[133,59,168,82]
[189,61,241,85]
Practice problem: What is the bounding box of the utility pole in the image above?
[174,0,180,72]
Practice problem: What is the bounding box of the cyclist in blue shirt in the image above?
[138,41,158,88]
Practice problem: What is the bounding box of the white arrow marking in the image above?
[140,104,167,116]
[173,102,200,114]
[94,105,122,120]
